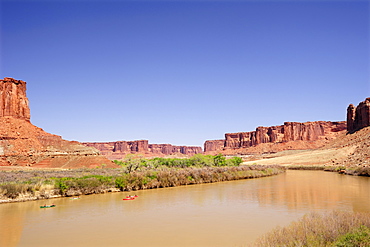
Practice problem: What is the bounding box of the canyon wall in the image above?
[0,77,30,121]
[204,121,347,154]
[347,97,370,133]
[83,141,203,160]
[0,78,115,168]
[204,140,225,153]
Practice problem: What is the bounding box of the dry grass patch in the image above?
[254,211,370,247]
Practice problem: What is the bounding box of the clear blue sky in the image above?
[1,0,369,147]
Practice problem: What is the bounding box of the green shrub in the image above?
[227,156,243,166]
[213,154,226,166]
[115,177,127,191]
[333,225,370,247]
[55,179,69,195]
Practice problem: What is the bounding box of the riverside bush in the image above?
[345,166,370,176]
[333,225,370,246]
[254,211,370,246]
[113,154,244,171]
[1,183,34,199]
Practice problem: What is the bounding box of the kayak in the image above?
[40,205,56,208]
[123,197,135,201]
[70,197,80,200]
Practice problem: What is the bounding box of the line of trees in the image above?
[113,154,243,173]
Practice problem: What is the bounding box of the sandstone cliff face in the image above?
[0,77,30,121]
[204,140,225,153]
[347,98,370,133]
[0,78,114,168]
[282,121,335,142]
[83,141,203,160]
[113,140,148,153]
[204,121,347,154]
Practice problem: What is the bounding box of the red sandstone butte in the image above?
[204,121,347,154]
[0,77,30,121]
[0,77,115,168]
[83,141,203,160]
[347,97,370,133]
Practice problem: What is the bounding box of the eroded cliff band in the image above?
[204,121,347,154]
[83,140,203,160]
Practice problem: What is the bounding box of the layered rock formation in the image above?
[83,141,203,160]
[149,144,202,156]
[204,121,347,154]
[0,78,115,168]
[0,78,30,121]
[347,98,370,133]
[204,140,225,153]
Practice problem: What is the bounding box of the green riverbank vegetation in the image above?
[0,154,285,203]
[254,210,370,247]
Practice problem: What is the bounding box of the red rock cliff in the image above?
[0,77,30,121]
[204,140,225,153]
[347,97,370,133]
[0,78,114,168]
[204,121,346,153]
[83,141,203,159]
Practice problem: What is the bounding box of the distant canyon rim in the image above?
[0,77,369,168]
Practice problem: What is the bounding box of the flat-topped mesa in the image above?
[0,77,30,121]
[347,97,370,133]
[83,140,203,159]
[204,140,225,153]
[204,121,347,153]
[113,140,149,153]
[179,146,203,155]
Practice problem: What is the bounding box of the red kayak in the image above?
[123,195,139,200]
[123,197,135,201]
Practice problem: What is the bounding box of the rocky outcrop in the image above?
[347,98,370,133]
[113,140,148,153]
[204,140,225,153]
[83,141,150,159]
[149,144,202,156]
[83,141,203,160]
[204,121,346,153]
[224,125,286,148]
[0,78,115,168]
[0,77,30,121]
[282,121,340,142]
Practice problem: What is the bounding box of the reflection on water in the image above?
[254,170,370,212]
[1,170,370,247]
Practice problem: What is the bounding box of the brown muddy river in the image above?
[1,170,370,247]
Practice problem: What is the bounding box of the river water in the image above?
[1,170,370,247]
